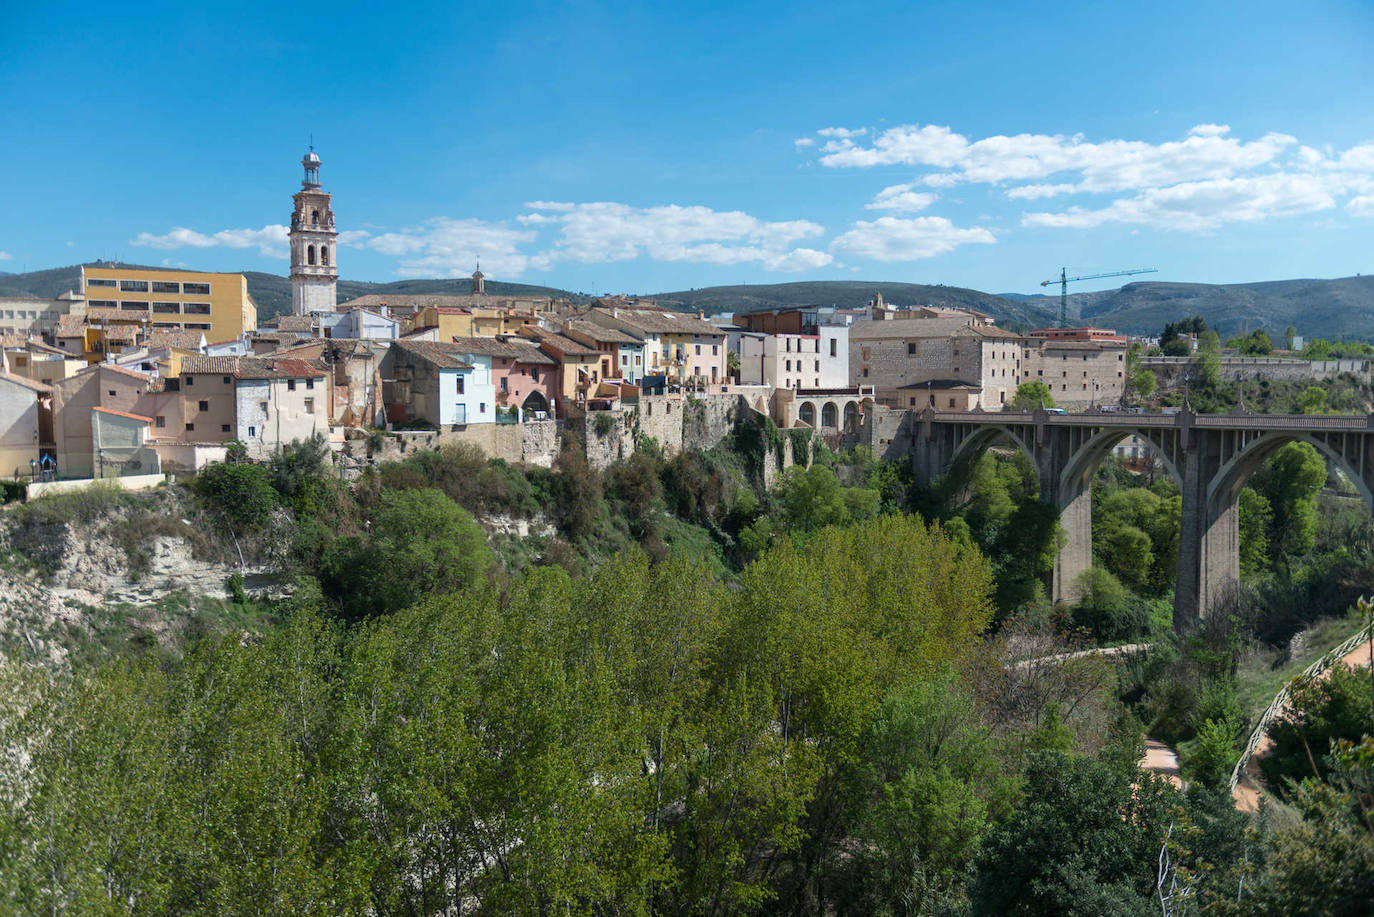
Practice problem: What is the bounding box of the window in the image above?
[259,401,268,413]
[634,356,641,366]
[308,246,316,265]
[786,339,792,353]
[304,399,314,414]
[108,390,117,397]
[830,339,837,357]
[908,342,917,355]
[185,422,194,432]
[862,367,869,378]
[88,300,117,309]
[620,354,628,365]
[153,302,181,314]
[221,424,231,433]
[305,378,314,389]
[222,375,231,384]
[185,323,211,330]
[87,278,116,288]
[785,360,791,372]
[183,303,210,315]
[694,344,701,355]
[531,367,539,381]
[712,344,718,356]
[456,376,465,394]
[949,398,957,408]
[249,426,256,437]
[120,301,149,310]
[119,280,149,292]
[287,380,296,391]
[500,376,508,393]
[152,281,180,293]
[183,282,210,295]
[814,360,819,371]
[198,400,209,411]
[155,416,166,428]
[186,376,193,385]
[321,246,329,266]
[479,402,486,413]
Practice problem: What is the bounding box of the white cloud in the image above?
[0,251,11,261]
[811,123,1299,193]
[1349,193,1374,217]
[131,224,289,257]
[1188,124,1231,137]
[817,127,866,139]
[830,216,995,262]
[806,121,1374,232]
[365,218,541,278]
[793,137,815,148]
[866,184,938,212]
[1022,173,1342,231]
[523,200,577,211]
[1006,183,1078,200]
[530,201,830,272]
[335,230,372,247]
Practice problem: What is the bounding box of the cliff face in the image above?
[0,487,285,669]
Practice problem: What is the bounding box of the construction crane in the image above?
[1041,267,1158,328]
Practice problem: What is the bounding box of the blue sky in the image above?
[3,0,1373,295]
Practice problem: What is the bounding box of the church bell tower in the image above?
[289,149,338,315]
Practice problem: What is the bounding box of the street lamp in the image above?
[97,448,105,479]
[29,459,36,482]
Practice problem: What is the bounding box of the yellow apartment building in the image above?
[81,265,258,344]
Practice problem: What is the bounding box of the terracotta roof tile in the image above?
[389,339,475,370]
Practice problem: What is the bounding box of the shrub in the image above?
[197,463,279,529]
[1181,717,1242,790]
[1261,663,1374,794]
[593,412,615,437]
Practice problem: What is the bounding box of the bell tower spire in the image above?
[289,147,338,315]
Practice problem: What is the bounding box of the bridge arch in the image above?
[945,424,1039,485]
[1058,428,1185,501]
[798,402,816,427]
[1207,430,1374,518]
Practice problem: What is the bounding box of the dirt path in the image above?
[1140,737,1182,787]
[1233,640,1373,812]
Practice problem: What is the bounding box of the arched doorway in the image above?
[799,402,816,427]
[521,390,550,421]
[842,402,859,433]
[821,401,838,428]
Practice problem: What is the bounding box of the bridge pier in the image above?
[1052,488,1093,605]
[1175,444,1241,630]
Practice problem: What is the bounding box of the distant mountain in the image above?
[249,273,587,318]
[0,263,585,320]
[1012,275,1374,339]
[3,264,1373,341]
[652,281,1055,331]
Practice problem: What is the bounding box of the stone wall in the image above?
[866,405,915,462]
[637,395,686,454]
[1140,356,1369,386]
[682,394,741,452]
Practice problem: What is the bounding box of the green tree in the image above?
[197,461,279,528]
[1260,664,1374,793]
[1238,486,1272,575]
[1254,441,1327,560]
[1189,329,1223,390]
[322,488,493,620]
[836,668,1012,915]
[971,751,1182,916]
[1299,385,1328,414]
[1008,380,1056,411]
[1284,324,1297,351]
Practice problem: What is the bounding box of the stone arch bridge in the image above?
[909,407,1374,629]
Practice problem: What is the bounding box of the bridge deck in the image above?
[929,410,1373,431]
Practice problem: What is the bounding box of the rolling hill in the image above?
[3,263,1373,341]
